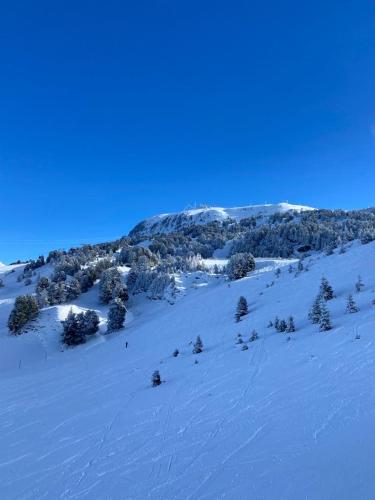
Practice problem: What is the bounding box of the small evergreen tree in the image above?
[297,260,304,272]
[172,349,179,357]
[193,335,203,354]
[236,334,244,344]
[346,294,359,313]
[36,276,50,307]
[226,253,255,280]
[275,268,281,278]
[286,316,295,332]
[355,275,364,293]
[66,278,81,300]
[8,295,39,334]
[267,320,273,328]
[152,370,161,387]
[250,329,258,341]
[107,298,126,332]
[308,294,322,324]
[278,319,287,332]
[62,309,86,346]
[274,316,280,331]
[47,281,68,305]
[241,344,249,351]
[99,268,128,304]
[235,296,248,322]
[82,310,100,335]
[319,302,332,331]
[320,277,334,301]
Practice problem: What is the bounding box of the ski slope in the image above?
[1,242,375,499]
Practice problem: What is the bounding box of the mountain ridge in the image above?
[130,202,315,237]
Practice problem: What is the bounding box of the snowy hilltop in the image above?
[1,204,375,499]
[130,202,315,237]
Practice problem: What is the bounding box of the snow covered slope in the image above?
[130,202,315,236]
[1,241,375,499]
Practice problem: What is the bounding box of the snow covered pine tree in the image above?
[152,370,161,387]
[107,298,127,332]
[8,295,39,334]
[320,277,334,301]
[319,302,332,331]
[193,336,203,354]
[235,296,248,322]
[346,294,359,313]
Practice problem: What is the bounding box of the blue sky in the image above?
[0,0,374,262]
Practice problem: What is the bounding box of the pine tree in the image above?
[75,269,95,293]
[320,277,334,301]
[62,310,86,346]
[346,294,359,313]
[286,316,295,332]
[82,310,100,335]
[36,276,50,307]
[267,320,273,328]
[193,335,203,354]
[66,278,81,300]
[126,268,138,293]
[235,296,248,322]
[8,295,39,334]
[36,288,49,308]
[250,329,258,341]
[274,316,280,331]
[99,268,128,304]
[355,275,364,293]
[152,370,161,387]
[278,319,287,332]
[319,302,332,331]
[107,298,127,332]
[241,344,249,351]
[297,260,304,272]
[308,294,322,324]
[226,253,255,280]
[172,349,179,357]
[275,268,281,278]
[47,282,68,305]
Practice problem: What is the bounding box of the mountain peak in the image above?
[130,202,315,237]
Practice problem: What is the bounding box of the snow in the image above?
[131,202,315,236]
[0,241,375,498]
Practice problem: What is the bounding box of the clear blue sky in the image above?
[1,0,374,262]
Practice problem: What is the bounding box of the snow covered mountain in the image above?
[1,227,375,498]
[130,202,315,237]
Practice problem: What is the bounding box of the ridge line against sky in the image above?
[0,0,374,262]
